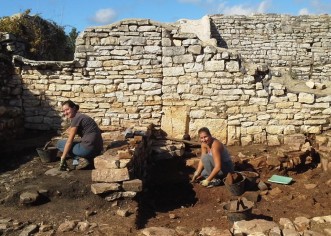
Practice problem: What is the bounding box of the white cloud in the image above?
[90,8,117,24]
[298,8,310,15]
[218,0,272,15]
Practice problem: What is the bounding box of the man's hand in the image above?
[200,179,210,187]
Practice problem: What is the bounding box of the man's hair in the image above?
[198,127,211,136]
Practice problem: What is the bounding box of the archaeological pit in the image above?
[0,14,331,235]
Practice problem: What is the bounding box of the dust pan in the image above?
[268,175,292,184]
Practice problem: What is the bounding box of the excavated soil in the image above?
[0,133,330,235]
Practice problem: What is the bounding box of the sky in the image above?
[1,0,331,33]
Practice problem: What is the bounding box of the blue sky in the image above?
[1,0,330,33]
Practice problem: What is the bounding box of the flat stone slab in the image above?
[91,168,129,183]
[45,168,73,178]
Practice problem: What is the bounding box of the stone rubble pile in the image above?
[1,215,330,235]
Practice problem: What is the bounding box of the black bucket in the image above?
[36,147,58,163]
[240,171,259,190]
[223,197,254,223]
[223,172,246,196]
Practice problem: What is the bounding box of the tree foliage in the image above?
[0,9,78,61]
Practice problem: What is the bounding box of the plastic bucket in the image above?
[240,171,259,190]
[223,173,246,196]
[223,198,254,223]
[36,147,58,163]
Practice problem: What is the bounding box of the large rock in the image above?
[91,183,121,194]
[140,226,176,236]
[94,155,130,169]
[233,219,279,235]
[91,168,130,183]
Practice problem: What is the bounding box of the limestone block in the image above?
[87,61,102,68]
[119,36,146,45]
[249,97,268,105]
[140,227,176,236]
[91,168,130,183]
[161,106,189,139]
[226,61,239,72]
[141,82,161,90]
[163,67,185,76]
[162,46,185,56]
[266,125,284,134]
[187,45,202,54]
[300,125,321,134]
[122,179,143,192]
[91,183,121,194]
[173,54,194,64]
[298,92,315,104]
[267,135,281,146]
[322,107,331,115]
[144,45,161,54]
[282,228,300,235]
[257,90,269,97]
[105,191,137,201]
[101,37,119,45]
[94,155,130,169]
[233,219,278,235]
[19,191,40,205]
[247,126,262,135]
[189,118,227,142]
[204,61,225,71]
[190,110,205,119]
[272,89,285,96]
[117,150,133,159]
[241,105,259,113]
[162,38,172,47]
[56,84,72,91]
[227,125,240,146]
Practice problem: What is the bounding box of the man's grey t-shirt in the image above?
[70,112,103,152]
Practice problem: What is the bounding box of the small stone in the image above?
[116,209,129,217]
[169,213,177,219]
[269,187,282,196]
[304,183,317,189]
[77,221,90,232]
[57,220,77,232]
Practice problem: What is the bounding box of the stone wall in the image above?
[0,33,24,144]
[4,15,331,146]
[210,14,331,82]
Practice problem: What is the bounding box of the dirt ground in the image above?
[0,133,330,235]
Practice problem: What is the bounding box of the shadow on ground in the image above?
[136,157,198,229]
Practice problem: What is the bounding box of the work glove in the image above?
[59,159,69,171]
[190,171,200,183]
[200,179,210,187]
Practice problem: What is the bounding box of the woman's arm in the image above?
[60,126,78,161]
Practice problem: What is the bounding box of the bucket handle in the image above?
[43,141,52,150]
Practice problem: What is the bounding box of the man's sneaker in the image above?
[207,178,222,188]
[76,157,91,170]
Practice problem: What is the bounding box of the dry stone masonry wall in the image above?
[2,15,331,146]
[0,33,25,144]
[210,14,331,82]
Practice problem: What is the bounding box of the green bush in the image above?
[0,9,77,61]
